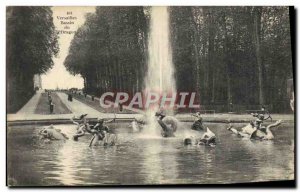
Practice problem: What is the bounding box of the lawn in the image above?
[34,92,72,114]
[71,93,137,114]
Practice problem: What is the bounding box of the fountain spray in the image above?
[144,6,176,136]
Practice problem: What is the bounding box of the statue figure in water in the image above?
[71,114,117,146]
[227,120,282,140]
[155,110,179,137]
[227,107,280,140]
[184,127,216,147]
[89,118,117,147]
[129,118,145,133]
[70,114,90,141]
[250,106,272,131]
[190,112,204,131]
[38,124,69,141]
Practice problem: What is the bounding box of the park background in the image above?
[3,0,298,189]
[6,6,294,114]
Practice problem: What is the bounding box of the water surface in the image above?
[7,122,294,186]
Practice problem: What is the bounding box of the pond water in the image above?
[7,122,294,186]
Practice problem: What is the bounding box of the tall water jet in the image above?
[144,6,176,136]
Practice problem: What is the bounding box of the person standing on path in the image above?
[49,101,54,114]
[48,96,52,105]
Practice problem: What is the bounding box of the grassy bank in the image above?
[70,92,137,114]
[35,93,71,115]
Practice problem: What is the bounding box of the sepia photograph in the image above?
[6,6,295,187]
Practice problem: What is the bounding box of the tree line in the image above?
[64,7,148,96]
[170,6,293,112]
[7,7,59,113]
[6,6,292,113]
[64,6,292,113]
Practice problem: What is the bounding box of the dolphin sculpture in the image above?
[39,125,69,140]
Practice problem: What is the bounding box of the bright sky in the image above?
[41,6,96,89]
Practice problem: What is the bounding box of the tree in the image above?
[253,7,264,105]
[7,7,59,112]
[64,7,148,98]
[64,6,293,113]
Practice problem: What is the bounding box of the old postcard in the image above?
[6,6,295,186]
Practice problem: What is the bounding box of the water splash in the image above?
[144,6,176,136]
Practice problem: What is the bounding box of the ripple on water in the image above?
[7,123,294,185]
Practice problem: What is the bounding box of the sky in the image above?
[41,6,96,89]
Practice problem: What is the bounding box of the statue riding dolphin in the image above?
[155,111,179,137]
[227,120,282,140]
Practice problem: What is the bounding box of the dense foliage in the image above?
[170,7,293,112]
[64,7,148,96]
[7,7,59,112]
[65,6,293,112]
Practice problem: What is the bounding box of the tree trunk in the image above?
[222,10,232,111]
[207,8,215,104]
[190,7,201,103]
[254,7,264,105]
